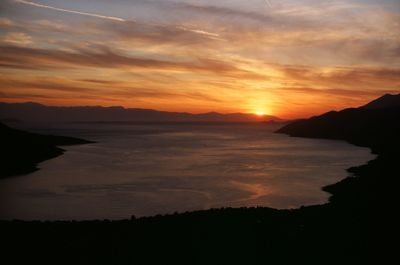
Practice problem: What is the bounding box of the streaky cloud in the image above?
[0,45,263,78]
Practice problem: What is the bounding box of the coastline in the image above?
[0,122,94,178]
[3,94,399,264]
[0,125,389,264]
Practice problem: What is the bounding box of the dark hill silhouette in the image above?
[0,122,93,178]
[1,94,398,264]
[276,96,400,153]
[276,94,400,263]
[0,102,282,123]
[360,93,400,109]
[276,93,400,199]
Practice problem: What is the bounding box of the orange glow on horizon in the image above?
[0,96,387,120]
[0,1,398,120]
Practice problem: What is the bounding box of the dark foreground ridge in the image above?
[1,94,400,264]
[0,122,94,178]
[276,93,400,154]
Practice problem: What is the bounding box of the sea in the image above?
[0,122,374,220]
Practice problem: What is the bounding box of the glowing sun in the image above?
[255,111,265,116]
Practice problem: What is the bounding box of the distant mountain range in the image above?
[0,102,282,123]
[277,93,400,153]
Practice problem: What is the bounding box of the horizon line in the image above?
[0,101,282,118]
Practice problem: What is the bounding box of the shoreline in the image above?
[0,123,370,221]
[1,114,396,264]
[0,135,376,222]
[0,122,94,179]
[0,121,375,220]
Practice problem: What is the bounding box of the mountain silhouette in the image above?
[0,102,281,123]
[360,93,400,109]
[0,122,93,178]
[276,94,400,263]
[276,94,400,153]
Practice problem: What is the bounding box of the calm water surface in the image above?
[0,123,374,220]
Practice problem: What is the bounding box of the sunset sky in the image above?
[0,0,399,118]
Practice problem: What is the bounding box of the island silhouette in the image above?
[1,93,399,264]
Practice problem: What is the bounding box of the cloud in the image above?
[0,75,226,106]
[13,1,221,41]
[156,1,298,28]
[95,1,397,68]
[9,1,398,67]
[102,20,222,48]
[0,91,54,99]
[277,65,400,92]
[31,19,68,31]
[0,76,96,93]
[0,17,14,27]
[280,86,400,98]
[1,0,399,117]
[0,44,263,79]
[1,32,32,46]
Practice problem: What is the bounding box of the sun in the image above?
[255,111,265,116]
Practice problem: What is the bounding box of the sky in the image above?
[0,0,399,118]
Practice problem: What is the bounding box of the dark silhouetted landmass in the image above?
[0,102,282,123]
[276,94,400,153]
[0,205,367,265]
[0,122,94,178]
[1,95,399,264]
[276,93,400,207]
[360,93,400,109]
[276,94,400,263]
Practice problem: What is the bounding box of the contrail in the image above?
[14,0,126,22]
[14,0,221,40]
[265,0,272,8]
[177,26,220,38]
